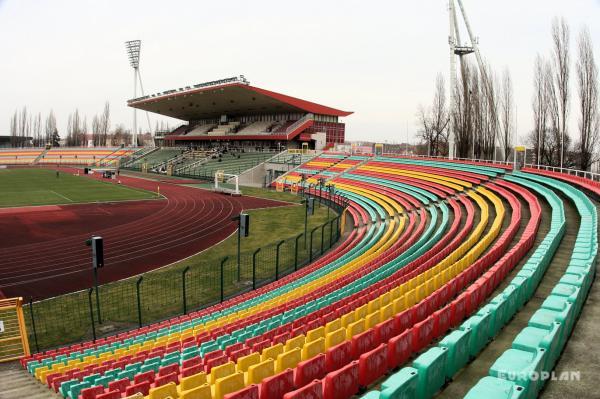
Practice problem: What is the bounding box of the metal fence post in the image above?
[182,266,190,315]
[336,216,340,240]
[309,226,319,263]
[93,266,102,325]
[275,240,285,280]
[252,248,261,290]
[294,234,302,271]
[28,297,39,353]
[220,256,228,302]
[320,223,326,254]
[88,288,96,342]
[136,276,143,328]
[329,218,335,248]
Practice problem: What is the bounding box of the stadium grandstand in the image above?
[5,150,598,399]
[128,76,352,151]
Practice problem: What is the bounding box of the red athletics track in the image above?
[0,167,291,300]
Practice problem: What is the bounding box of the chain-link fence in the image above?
[23,199,345,352]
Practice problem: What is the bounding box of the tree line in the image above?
[7,102,164,148]
[418,17,599,172]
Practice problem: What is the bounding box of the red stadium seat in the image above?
[259,369,294,399]
[96,390,121,399]
[134,370,155,384]
[294,354,327,388]
[351,329,378,359]
[325,341,352,373]
[323,361,359,399]
[224,384,259,399]
[282,380,323,399]
[107,378,129,394]
[153,371,178,387]
[374,317,398,344]
[358,343,388,387]
[158,363,179,376]
[125,381,150,396]
[387,329,412,369]
[81,385,105,399]
[181,363,204,378]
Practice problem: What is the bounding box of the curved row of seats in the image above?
[0,148,44,164]
[25,161,512,398]
[21,154,598,399]
[38,148,135,166]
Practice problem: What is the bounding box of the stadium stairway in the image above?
[32,148,49,165]
[0,362,59,399]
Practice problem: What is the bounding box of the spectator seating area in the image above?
[168,120,300,138]
[0,148,44,164]
[280,153,370,185]
[37,148,135,166]
[21,153,598,399]
[127,148,186,170]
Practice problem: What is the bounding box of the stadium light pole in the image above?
[125,40,141,147]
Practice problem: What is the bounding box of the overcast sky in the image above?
[1,0,600,144]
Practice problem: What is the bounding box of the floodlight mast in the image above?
[125,40,141,147]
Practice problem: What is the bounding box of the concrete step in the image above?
[0,362,60,399]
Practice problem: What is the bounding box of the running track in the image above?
[0,168,291,300]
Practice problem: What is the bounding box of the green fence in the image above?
[23,198,345,352]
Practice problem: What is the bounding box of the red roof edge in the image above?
[246,86,353,117]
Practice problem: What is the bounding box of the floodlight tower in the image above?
[125,40,141,147]
[447,0,501,160]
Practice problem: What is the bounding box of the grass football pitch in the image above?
[0,168,156,207]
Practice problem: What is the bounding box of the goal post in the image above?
[214,170,241,195]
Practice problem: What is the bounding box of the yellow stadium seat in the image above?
[180,383,212,399]
[367,298,381,313]
[346,319,365,340]
[213,372,245,399]
[236,352,261,373]
[261,343,283,362]
[404,289,416,308]
[325,319,341,334]
[209,361,235,384]
[284,335,305,352]
[276,348,301,373]
[325,328,346,349]
[178,372,207,395]
[301,338,325,361]
[149,382,177,399]
[246,359,274,385]
[354,304,368,319]
[306,326,325,342]
[365,311,381,329]
[341,313,355,328]
[380,303,394,321]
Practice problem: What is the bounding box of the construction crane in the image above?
[447,0,501,160]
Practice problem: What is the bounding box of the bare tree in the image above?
[100,102,110,146]
[45,110,57,145]
[551,16,571,167]
[531,55,549,164]
[499,68,513,161]
[417,73,449,156]
[451,60,500,160]
[33,112,42,146]
[10,110,17,147]
[575,27,599,171]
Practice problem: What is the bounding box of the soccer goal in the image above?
[214,170,242,196]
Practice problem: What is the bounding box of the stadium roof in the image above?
[127,81,353,121]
